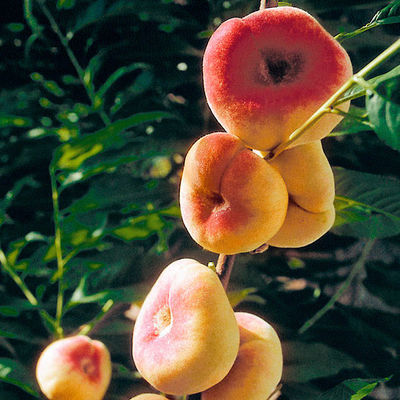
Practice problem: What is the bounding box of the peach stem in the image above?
[260,0,278,9]
[216,254,236,290]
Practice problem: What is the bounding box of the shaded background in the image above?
[0,1,399,399]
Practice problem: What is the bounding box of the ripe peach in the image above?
[36,335,112,400]
[202,312,282,400]
[268,202,335,248]
[267,141,336,247]
[179,132,288,254]
[132,259,240,395]
[129,395,168,400]
[269,141,334,213]
[203,7,353,151]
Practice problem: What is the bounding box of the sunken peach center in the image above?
[80,357,96,377]
[154,304,172,336]
[256,49,304,85]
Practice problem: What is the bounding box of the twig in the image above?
[298,239,375,334]
[215,254,236,290]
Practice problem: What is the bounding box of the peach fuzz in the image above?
[129,395,168,400]
[36,335,112,400]
[269,141,335,213]
[268,202,336,248]
[202,312,283,400]
[203,6,353,151]
[180,132,288,254]
[132,259,240,395]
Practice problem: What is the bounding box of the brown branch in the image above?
[215,254,236,290]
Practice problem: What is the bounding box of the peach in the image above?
[36,335,112,400]
[129,395,168,400]
[132,259,240,395]
[203,7,353,151]
[268,202,335,248]
[267,141,336,247]
[269,141,334,213]
[179,132,288,254]
[202,312,282,400]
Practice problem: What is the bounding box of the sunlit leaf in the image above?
[53,111,174,171]
[317,377,391,400]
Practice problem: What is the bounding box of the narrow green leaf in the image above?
[333,167,400,238]
[53,111,174,170]
[317,377,391,400]
[0,358,40,397]
[96,63,149,98]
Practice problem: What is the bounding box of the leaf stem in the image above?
[49,165,65,339]
[36,0,111,125]
[267,37,400,160]
[78,299,114,336]
[298,239,375,334]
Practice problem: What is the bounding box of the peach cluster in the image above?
[132,259,283,399]
[180,6,353,254]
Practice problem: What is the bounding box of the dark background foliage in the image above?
[0,0,399,399]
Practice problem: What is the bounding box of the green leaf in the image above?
[53,111,174,171]
[112,213,166,241]
[0,296,37,317]
[73,0,106,33]
[283,341,361,383]
[0,114,32,128]
[330,107,372,136]
[66,274,139,310]
[366,78,400,151]
[57,0,76,9]
[7,23,24,32]
[227,287,265,308]
[333,167,400,239]
[0,358,40,397]
[96,63,149,99]
[317,377,391,400]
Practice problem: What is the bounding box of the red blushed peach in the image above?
[202,312,283,400]
[203,7,353,151]
[180,132,288,254]
[132,259,240,396]
[268,202,335,248]
[129,395,168,400]
[269,141,334,213]
[36,335,112,400]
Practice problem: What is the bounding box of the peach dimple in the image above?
[180,132,288,254]
[203,7,353,151]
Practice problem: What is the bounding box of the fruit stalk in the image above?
[215,254,236,290]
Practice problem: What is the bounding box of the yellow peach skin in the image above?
[180,132,288,254]
[132,259,240,395]
[267,141,336,247]
[36,335,112,400]
[269,141,335,213]
[129,394,168,400]
[202,312,283,400]
[268,202,336,248]
[203,7,353,151]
